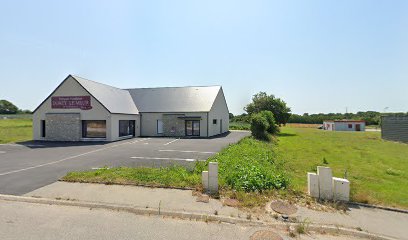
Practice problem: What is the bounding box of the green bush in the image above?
[250,113,269,140]
[224,165,288,192]
[259,110,280,134]
[209,137,289,192]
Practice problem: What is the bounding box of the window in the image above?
[82,120,106,138]
[157,120,163,134]
[348,124,352,128]
[41,120,46,138]
[213,119,217,124]
[119,120,135,137]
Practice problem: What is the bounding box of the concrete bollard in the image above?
[317,166,333,200]
[208,162,218,194]
[332,177,350,201]
[202,171,209,191]
[307,172,319,198]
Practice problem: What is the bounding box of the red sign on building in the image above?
[51,96,92,110]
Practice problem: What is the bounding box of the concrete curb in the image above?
[0,194,396,240]
[348,201,408,214]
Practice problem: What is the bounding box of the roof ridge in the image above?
[125,85,221,90]
[71,75,127,92]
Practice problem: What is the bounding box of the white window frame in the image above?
[157,119,163,134]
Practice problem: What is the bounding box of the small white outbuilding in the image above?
[323,120,365,132]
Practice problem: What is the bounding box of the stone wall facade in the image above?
[45,113,81,141]
[163,114,185,137]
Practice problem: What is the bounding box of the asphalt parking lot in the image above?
[0,131,249,195]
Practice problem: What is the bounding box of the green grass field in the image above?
[276,127,408,208]
[0,118,32,144]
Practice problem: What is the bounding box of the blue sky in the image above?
[1,0,407,114]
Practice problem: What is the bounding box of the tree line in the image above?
[230,93,407,127]
[0,100,32,114]
[288,111,408,126]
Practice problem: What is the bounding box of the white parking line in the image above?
[0,139,149,177]
[130,156,198,162]
[0,151,5,154]
[163,138,180,146]
[0,144,21,147]
[128,138,151,144]
[158,150,215,154]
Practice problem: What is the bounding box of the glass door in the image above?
[185,120,200,136]
[193,121,200,136]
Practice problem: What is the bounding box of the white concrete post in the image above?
[307,172,319,198]
[208,162,218,194]
[202,171,209,191]
[332,177,350,201]
[317,166,333,200]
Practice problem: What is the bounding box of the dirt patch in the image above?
[250,230,283,240]
[223,198,240,207]
[196,194,210,203]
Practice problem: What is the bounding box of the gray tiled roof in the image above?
[72,75,139,114]
[126,86,221,112]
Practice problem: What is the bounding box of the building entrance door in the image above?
[355,124,361,131]
[185,120,200,136]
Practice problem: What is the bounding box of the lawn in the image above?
[276,127,408,209]
[0,118,33,144]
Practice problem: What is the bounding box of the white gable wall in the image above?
[33,76,139,141]
[208,88,229,136]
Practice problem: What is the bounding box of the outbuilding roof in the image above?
[126,86,222,113]
[324,120,365,123]
[72,75,139,114]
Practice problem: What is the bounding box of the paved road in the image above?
[0,200,360,240]
[0,131,249,195]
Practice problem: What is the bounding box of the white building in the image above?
[33,75,229,141]
[323,120,365,132]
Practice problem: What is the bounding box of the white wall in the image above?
[323,121,334,131]
[334,122,365,131]
[140,112,208,137]
[208,88,229,136]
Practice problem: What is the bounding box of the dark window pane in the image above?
[82,120,106,138]
[193,121,200,136]
[119,120,131,137]
[186,121,193,136]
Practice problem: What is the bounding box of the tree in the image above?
[244,92,291,125]
[250,113,270,140]
[0,100,19,114]
[229,113,234,120]
[259,110,279,134]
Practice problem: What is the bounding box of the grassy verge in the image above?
[0,118,32,143]
[63,166,201,188]
[229,121,250,130]
[276,127,408,209]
